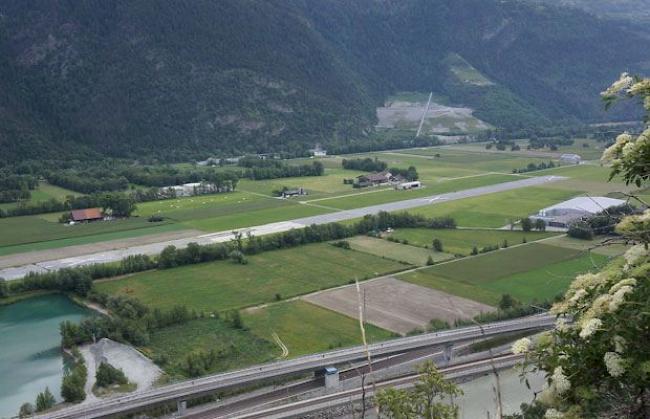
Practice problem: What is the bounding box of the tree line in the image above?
[238,158,324,180]
[512,161,556,174]
[342,157,388,172]
[0,173,39,203]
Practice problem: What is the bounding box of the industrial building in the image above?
[530,196,626,228]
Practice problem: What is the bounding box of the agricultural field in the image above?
[142,318,277,379]
[0,182,79,211]
[346,236,454,266]
[408,186,578,228]
[387,228,559,256]
[242,300,394,357]
[0,215,180,251]
[317,173,518,210]
[400,242,610,305]
[95,243,408,312]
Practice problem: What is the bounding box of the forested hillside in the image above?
[0,0,647,163]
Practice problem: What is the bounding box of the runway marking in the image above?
[272,332,289,358]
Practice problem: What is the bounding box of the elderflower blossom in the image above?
[552,366,571,394]
[555,317,570,332]
[614,335,626,353]
[585,294,612,319]
[579,318,602,339]
[609,278,637,294]
[544,408,564,419]
[538,387,556,406]
[567,288,587,307]
[512,337,532,354]
[622,141,636,157]
[602,132,634,162]
[604,352,625,377]
[570,273,603,291]
[628,79,650,96]
[609,285,634,311]
[624,245,647,269]
[601,72,634,97]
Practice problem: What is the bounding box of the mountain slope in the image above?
[0,0,647,162]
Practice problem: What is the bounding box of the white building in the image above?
[161,182,219,197]
[530,196,626,228]
[395,181,422,190]
[560,153,581,165]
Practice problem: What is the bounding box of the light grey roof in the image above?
[539,196,625,215]
[560,153,581,159]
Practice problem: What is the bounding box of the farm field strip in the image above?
[346,236,454,266]
[94,243,408,312]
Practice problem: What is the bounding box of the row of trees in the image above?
[241,161,324,180]
[567,203,637,240]
[512,161,556,174]
[342,157,387,172]
[0,173,38,203]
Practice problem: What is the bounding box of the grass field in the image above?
[400,242,609,305]
[95,243,407,312]
[0,215,180,249]
[0,182,79,211]
[408,186,578,227]
[142,318,277,379]
[387,228,558,255]
[318,173,518,210]
[347,236,454,266]
[242,301,394,357]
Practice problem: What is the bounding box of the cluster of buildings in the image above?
[354,171,421,190]
[530,196,625,229]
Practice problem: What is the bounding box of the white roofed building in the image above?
[530,196,626,229]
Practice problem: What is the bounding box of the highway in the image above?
[229,353,525,419]
[1,175,564,280]
[41,314,553,419]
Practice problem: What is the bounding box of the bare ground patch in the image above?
[0,229,202,268]
[303,277,494,335]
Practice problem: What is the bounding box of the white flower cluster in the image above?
[569,272,604,291]
[544,408,564,419]
[579,318,602,339]
[552,366,571,394]
[624,245,647,269]
[512,337,532,354]
[555,317,570,332]
[613,335,626,353]
[601,72,634,98]
[604,352,625,377]
[609,285,634,312]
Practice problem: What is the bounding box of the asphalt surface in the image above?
[39,314,553,419]
[1,175,564,280]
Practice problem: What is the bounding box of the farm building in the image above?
[395,181,422,190]
[530,196,626,228]
[70,208,103,222]
[282,188,307,198]
[355,171,394,188]
[161,181,222,197]
[309,145,327,157]
[560,153,581,165]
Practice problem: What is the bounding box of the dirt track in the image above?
[0,229,202,269]
[303,277,494,335]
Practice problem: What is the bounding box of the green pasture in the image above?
[482,253,609,302]
[0,223,185,257]
[346,236,454,266]
[237,168,367,199]
[242,301,394,357]
[143,318,277,379]
[0,215,178,250]
[95,243,407,312]
[0,182,79,211]
[181,203,331,232]
[318,173,518,210]
[400,242,609,305]
[409,186,578,227]
[426,243,582,283]
[387,228,558,256]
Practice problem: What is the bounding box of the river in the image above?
[0,294,90,418]
[457,367,546,418]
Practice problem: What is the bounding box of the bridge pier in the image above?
[443,344,454,363]
[177,400,187,417]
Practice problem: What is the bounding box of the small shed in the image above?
[395,181,421,190]
[560,154,581,165]
[71,208,103,222]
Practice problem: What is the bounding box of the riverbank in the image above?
[0,289,56,306]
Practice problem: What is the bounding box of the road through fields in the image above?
[0,175,565,280]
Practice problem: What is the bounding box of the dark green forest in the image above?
[0,0,647,164]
